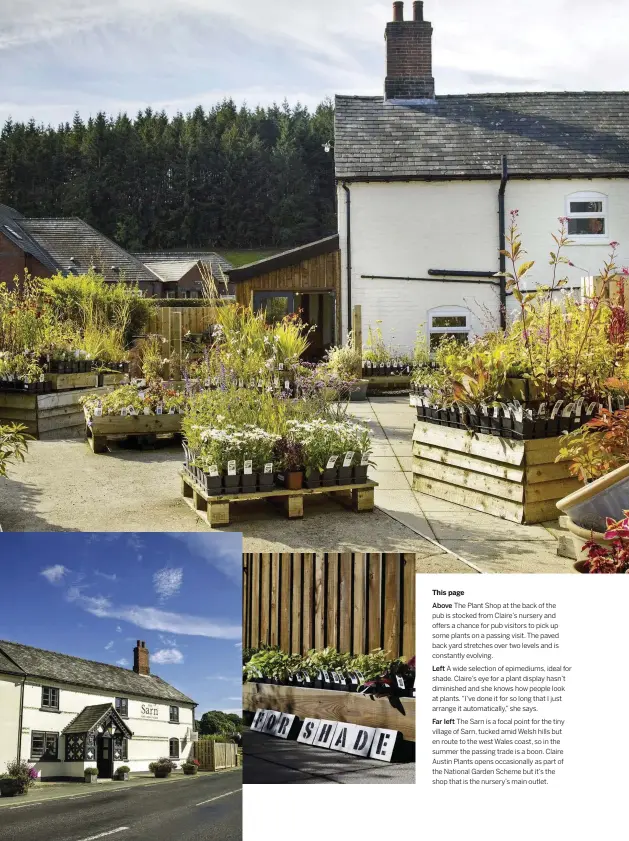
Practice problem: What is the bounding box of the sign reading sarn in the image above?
[140,704,160,719]
[251,709,399,762]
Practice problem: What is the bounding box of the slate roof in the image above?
[134,251,232,281]
[0,640,195,705]
[334,93,629,180]
[63,703,133,737]
[227,235,339,282]
[16,218,157,285]
[0,210,60,273]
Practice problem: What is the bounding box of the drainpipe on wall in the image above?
[342,182,352,336]
[17,676,25,761]
[498,154,509,330]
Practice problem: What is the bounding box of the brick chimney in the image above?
[385,1,435,101]
[133,640,150,675]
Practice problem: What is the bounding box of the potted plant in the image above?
[116,765,130,781]
[84,767,99,784]
[182,759,200,776]
[0,761,38,797]
[149,758,177,778]
[323,334,367,401]
[275,437,304,490]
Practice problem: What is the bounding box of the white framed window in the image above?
[428,306,471,350]
[565,192,608,241]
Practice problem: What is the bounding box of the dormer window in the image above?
[566,192,607,240]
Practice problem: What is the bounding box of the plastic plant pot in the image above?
[240,473,256,493]
[258,472,275,490]
[353,465,369,484]
[490,414,502,437]
[349,379,369,402]
[556,462,629,533]
[202,474,223,497]
[337,466,353,484]
[304,471,321,489]
[224,474,240,494]
[533,416,547,439]
[438,408,449,427]
[501,415,513,439]
[322,467,337,487]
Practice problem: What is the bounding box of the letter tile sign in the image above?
[250,709,402,763]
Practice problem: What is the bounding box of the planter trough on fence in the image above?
[412,421,581,524]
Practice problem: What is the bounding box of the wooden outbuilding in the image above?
[227,235,340,359]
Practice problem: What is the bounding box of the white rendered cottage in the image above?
[335,1,629,353]
[0,639,196,780]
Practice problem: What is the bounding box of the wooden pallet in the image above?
[181,471,377,526]
[0,387,112,440]
[86,412,182,453]
[243,682,415,742]
[412,422,580,524]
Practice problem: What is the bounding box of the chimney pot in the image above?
[413,1,423,20]
[392,1,404,22]
[133,641,150,675]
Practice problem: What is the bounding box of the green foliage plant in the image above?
[0,424,30,478]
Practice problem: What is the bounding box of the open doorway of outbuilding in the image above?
[253,290,337,361]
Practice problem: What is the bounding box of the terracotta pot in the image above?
[281,471,303,490]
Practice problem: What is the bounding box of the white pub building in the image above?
[0,639,197,780]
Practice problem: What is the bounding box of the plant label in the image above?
[326,456,338,469]
[331,672,340,684]
[244,459,253,475]
[550,401,563,419]
[562,402,575,417]
[144,407,151,415]
[94,407,103,417]
[39,374,45,383]
[297,718,320,745]
[575,398,585,416]
[366,360,372,368]
[295,672,303,683]
[345,725,376,758]
[322,670,331,684]
[369,729,399,762]
[168,407,176,414]
[330,723,354,753]
[312,720,338,749]
[343,452,354,468]
[361,453,370,466]
[238,379,244,388]
[350,673,359,685]
[273,713,297,740]
[274,377,280,387]
[538,402,547,417]
[121,407,127,416]
[138,392,145,400]
[250,709,268,732]
[208,465,219,478]
[156,405,163,415]
[284,380,290,391]
[264,463,273,474]
[227,460,237,476]
[395,675,406,690]
[608,395,613,411]
[278,363,284,370]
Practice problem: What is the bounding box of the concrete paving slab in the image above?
[369,470,412,490]
[416,552,480,574]
[440,541,577,574]
[426,510,557,543]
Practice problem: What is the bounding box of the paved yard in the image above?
[0,396,575,573]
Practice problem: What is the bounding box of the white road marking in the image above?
[77,828,129,841]
[6,802,42,810]
[196,788,242,807]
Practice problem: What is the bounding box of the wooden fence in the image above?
[145,306,219,357]
[242,553,415,660]
[193,739,239,771]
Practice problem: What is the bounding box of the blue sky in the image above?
[0,533,243,716]
[2,0,628,127]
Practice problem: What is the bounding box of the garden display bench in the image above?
[243,682,415,742]
[86,412,182,453]
[44,372,100,391]
[180,471,377,527]
[412,422,581,524]
[367,375,411,395]
[0,387,112,440]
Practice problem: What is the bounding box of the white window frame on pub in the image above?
[427,306,471,351]
[41,685,59,711]
[565,191,608,242]
[169,738,180,759]
[31,731,59,761]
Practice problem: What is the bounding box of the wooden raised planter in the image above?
[86,411,182,453]
[412,422,581,524]
[44,372,99,391]
[367,375,411,394]
[0,387,112,440]
[243,681,415,742]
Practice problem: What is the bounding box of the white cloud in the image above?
[65,588,240,639]
[104,641,114,650]
[152,648,184,665]
[95,570,117,582]
[206,675,239,682]
[116,658,130,667]
[167,535,242,584]
[116,626,122,633]
[40,565,69,584]
[234,642,242,648]
[153,568,183,601]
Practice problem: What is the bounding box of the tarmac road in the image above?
[0,771,242,841]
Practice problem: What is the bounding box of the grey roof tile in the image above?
[0,640,195,705]
[335,92,629,179]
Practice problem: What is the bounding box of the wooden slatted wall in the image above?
[242,553,415,660]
